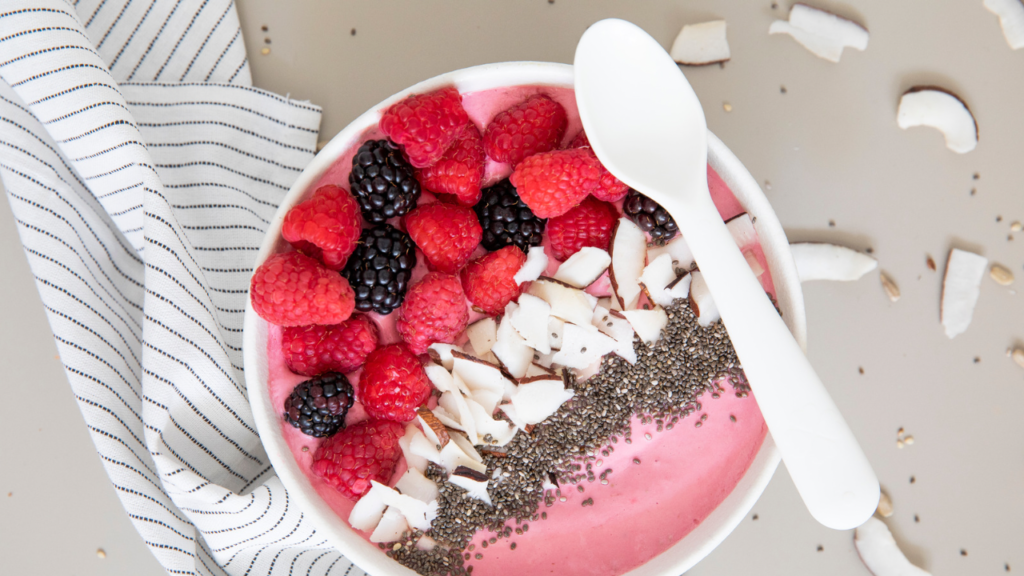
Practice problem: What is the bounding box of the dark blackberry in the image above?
[474,178,546,252]
[283,373,354,438]
[348,139,421,224]
[623,189,679,244]
[340,224,416,315]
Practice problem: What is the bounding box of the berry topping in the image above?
[567,131,629,202]
[281,185,363,270]
[416,123,486,206]
[341,224,417,316]
[359,344,433,422]
[483,94,567,166]
[283,373,355,438]
[397,272,470,355]
[282,316,379,376]
[378,87,469,168]
[623,189,679,244]
[348,139,422,224]
[473,179,546,253]
[250,252,355,326]
[311,418,404,500]
[508,148,601,218]
[405,202,482,274]
[546,196,618,261]
[461,246,528,315]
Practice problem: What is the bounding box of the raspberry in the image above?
[359,344,432,422]
[416,123,485,205]
[250,252,355,326]
[281,316,379,376]
[460,246,527,315]
[378,87,469,168]
[483,95,567,167]
[546,196,618,261]
[397,272,470,355]
[404,202,482,274]
[281,185,363,270]
[283,373,355,438]
[508,148,601,218]
[311,418,404,500]
[568,131,629,202]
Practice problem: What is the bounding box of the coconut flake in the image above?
[498,402,530,431]
[670,20,731,66]
[551,322,618,369]
[791,242,878,282]
[439,433,486,474]
[527,277,598,329]
[666,273,692,301]
[409,426,444,464]
[769,4,869,63]
[609,218,648,310]
[395,468,440,504]
[514,246,549,284]
[399,423,430,472]
[689,271,720,326]
[593,305,637,364]
[854,517,931,576]
[491,310,535,378]
[985,0,1024,49]
[465,398,517,446]
[941,248,987,338]
[451,351,512,396]
[349,482,390,533]
[553,247,612,288]
[621,308,669,345]
[424,363,456,394]
[449,467,493,506]
[646,234,695,272]
[897,88,978,154]
[416,408,450,448]
[511,377,575,425]
[370,507,409,543]
[638,253,678,307]
[440,388,479,444]
[427,343,459,370]
[377,480,438,531]
[509,293,553,353]
[466,317,498,357]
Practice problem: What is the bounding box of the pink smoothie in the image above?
[265,85,773,575]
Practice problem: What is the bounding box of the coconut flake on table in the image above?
[985,0,1024,49]
[897,87,978,154]
[941,248,987,339]
[610,217,648,310]
[790,242,878,282]
[553,247,611,288]
[769,4,869,63]
[854,517,931,576]
[513,245,548,284]
[670,20,731,66]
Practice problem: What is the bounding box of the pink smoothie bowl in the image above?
[242,62,807,576]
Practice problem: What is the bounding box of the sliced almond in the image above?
[990,263,1014,285]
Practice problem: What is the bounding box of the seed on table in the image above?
[876,490,894,518]
[991,264,1014,286]
[880,272,900,302]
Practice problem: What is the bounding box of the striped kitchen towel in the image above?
[0,1,365,574]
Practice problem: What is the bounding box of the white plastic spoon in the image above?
[574,18,878,530]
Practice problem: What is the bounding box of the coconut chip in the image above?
[769,3,869,63]
[985,0,1024,49]
[790,242,877,282]
[941,248,987,339]
[897,87,978,154]
[670,20,731,66]
[854,517,931,576]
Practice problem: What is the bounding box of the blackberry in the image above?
[348,139,421,223]
[283,373,354,438]
[474,178,546,252]
[341,224,416,315]
[623,189,679,244]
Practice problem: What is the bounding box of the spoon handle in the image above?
[672,191,879,530]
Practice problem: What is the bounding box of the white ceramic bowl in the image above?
[243,61,806,576]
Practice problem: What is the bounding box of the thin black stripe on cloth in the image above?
[0,1,367,574]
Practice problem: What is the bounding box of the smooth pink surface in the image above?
[265,84,771,575]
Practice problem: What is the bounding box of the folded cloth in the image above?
[0,1,366,574]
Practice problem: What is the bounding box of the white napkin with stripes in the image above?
[0,1,365,574]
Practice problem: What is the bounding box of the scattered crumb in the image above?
[973,172,980,180]
[771,1,778,8]
[817,545,824,552]
[974,356,981,363]
[264,37,271,44]
[970,188,977,196]
[961,549,968,556]
[261,25,268,32]
[752,513,759,520]
[880,272,900,302]
[926,255,936,271]
[991,264,1014,285]
[351,28,357,36]
[7,492,11,497]
[828,219,836,227]
[865,247,874,254]
[780,85,787,94]
[909,475,916,484]
[723,103,733,112]
[858,366,864,374]
[96,549,106,559]
[876,490,893,517]
[301,446,309,452]
[914,514,920,522]
[764,180,772,190]
[260,47,270,56]
[997,215,1004,222]
[1012,221,1023,232]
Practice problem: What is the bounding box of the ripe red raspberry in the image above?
[311,418,404,501]
[397,272,470,355]
[508,148,601,218]
[416,123,485,205]
[359,344,432,422]
[483,95,567,167]
[568,131,629,202]
[281,185,363,270]
[461,246,527,315]
[546,196,618,261]
[404,202,482,274]
[281,316,379,376]
[250,252,355,326]
[379,87,469,168]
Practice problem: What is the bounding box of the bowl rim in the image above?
[242,60,806,576]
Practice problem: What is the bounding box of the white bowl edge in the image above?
[242,61,805,576]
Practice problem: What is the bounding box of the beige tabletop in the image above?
[2,1,1023,575]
